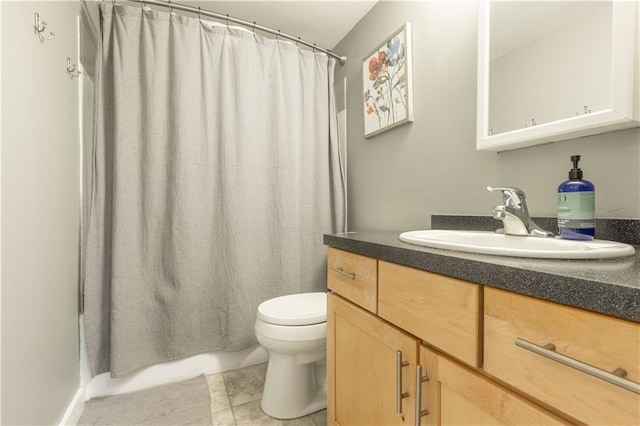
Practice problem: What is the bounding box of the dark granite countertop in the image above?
[324,231,640,323]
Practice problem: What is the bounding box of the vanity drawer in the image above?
[484,287,640,425]
[378,261,481,367]
[327,248,377,313]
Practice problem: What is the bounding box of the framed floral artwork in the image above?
[363,23,413,138]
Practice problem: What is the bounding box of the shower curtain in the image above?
[84,3,345,377]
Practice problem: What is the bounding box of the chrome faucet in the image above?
[487,186,554,237]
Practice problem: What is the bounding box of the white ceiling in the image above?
[180,1,378,50]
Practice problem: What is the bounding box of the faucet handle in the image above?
[486,186,527,209]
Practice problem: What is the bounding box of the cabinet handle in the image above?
[329,266,356,280]
[414,365,430,426]
[515,338,640,394]
[396,350,410,413]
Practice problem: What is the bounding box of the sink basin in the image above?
[399,230,636,259]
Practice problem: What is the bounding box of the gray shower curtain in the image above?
[84,3,345,377]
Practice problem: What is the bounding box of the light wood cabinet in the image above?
[327,247,378,313]
[378,261,481,368]
[484,287,640,425]
[326,247,639,425]
[420,346,569,425]
[327,293,418,426]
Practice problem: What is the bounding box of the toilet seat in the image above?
[257,292,326,326]
[255,319,326,342]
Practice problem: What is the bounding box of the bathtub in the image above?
[79,314,268,399]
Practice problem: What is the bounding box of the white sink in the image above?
[399,230,636,259]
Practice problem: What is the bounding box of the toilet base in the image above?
[260,355,327,419]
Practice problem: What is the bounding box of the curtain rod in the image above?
[126,0,347,65]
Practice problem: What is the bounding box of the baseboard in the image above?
[59,386,86,426]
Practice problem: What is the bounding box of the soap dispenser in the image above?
[557,155,595,238]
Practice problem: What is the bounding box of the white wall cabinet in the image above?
[477,0,640,151]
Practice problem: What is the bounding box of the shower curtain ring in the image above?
[252,21,256,34]
[197,7,201,20]
[226,14,229,27]
[276,29,280,40]
[168,0,172,13]
[297,36,301,47]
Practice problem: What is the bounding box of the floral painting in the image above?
[363,23,413,138]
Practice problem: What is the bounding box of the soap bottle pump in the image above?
[557,155,595,238]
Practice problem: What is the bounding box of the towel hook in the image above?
[66,57,81,80]
[34,12,55,42]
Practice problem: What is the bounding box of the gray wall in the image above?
[334,1,640,232]
[1,1,81,424]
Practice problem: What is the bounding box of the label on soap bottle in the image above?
[557,191,595,229]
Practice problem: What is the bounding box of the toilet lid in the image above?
[257,292,326,326]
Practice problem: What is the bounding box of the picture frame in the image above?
[362,22,413,138]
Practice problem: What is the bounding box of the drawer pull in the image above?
[329,266,356,280]
[515,338,640,394]
[414,364,430,426]
[396,350,410,413]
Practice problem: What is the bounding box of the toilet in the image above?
[254,292,327,419]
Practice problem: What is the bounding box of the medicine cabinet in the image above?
[477,1,640,152]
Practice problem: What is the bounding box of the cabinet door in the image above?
[328,293,418,426]
[419,346,569,425]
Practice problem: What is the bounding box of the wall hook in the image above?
[34,12,55,42]
[66,57,81,80]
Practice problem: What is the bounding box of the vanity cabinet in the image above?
[326,246,640,425]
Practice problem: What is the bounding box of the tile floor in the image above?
[206,363,327,426]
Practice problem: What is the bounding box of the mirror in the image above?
[477,1,639,152]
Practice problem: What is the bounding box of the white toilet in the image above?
[254,292,327,419]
